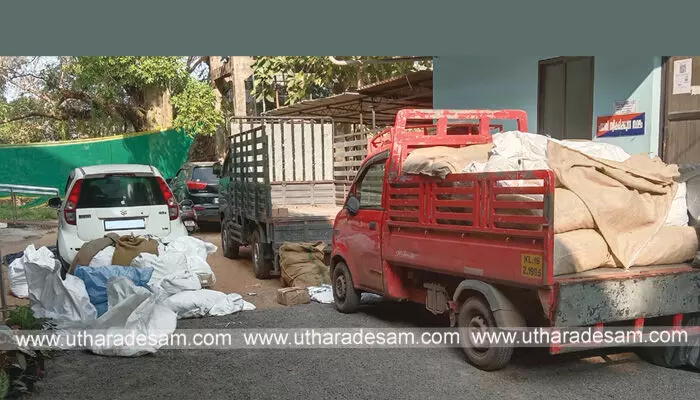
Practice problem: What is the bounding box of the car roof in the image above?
[75,164,161,177]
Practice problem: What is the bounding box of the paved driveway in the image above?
[33,302,699,400]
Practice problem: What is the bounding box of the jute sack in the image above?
[553,229,615,276]
[280,242,330,288]
[632,226,699,266]
[553,188,595,233]
[403,143,494,179]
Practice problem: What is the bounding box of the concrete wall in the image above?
[433,56,663,155]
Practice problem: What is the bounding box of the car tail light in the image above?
[186,180,208,190]
[157,177,179,220]
[64,179,83,225]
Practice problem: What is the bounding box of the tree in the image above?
[0,56,222,144]
[251,56,432,106]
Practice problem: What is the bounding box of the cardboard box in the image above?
[277,287,310,306]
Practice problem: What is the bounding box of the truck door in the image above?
[343,154,387,292]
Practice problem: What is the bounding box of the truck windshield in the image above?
[77,176,166,208]
[192,167,219,184]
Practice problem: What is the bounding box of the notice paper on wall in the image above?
[673,58,692,94]
[614,100,636,115]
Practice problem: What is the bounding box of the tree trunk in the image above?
[142,86,173,130]
[188,133,217,162]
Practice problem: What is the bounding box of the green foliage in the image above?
[7,307,45,330]
[1,56,221,143]
[252,56,431,105]
[172,79,223,136]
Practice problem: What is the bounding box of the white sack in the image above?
[8,244,55,299]
[166,236,217,261]
[159,273,202,295]
[665,182,689,226]
[558,139,631,162]
[163,289,255,319]
[133,251,188,284]
[24,258,97,326]
[90,277,177,357]
[89,246,115,267]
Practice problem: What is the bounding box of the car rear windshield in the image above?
[191,167,219,184]
[77,175,166,208]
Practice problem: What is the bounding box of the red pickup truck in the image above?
[330,109,700,370]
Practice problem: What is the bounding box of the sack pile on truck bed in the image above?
[402,131,698,276]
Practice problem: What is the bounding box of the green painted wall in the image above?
[0,128,193,195]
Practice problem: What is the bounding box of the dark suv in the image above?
[169,162,220,225]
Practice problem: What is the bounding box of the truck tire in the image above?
[457,296,514,371]
[221,225,240,259]
[251,231,273,279]
[332,261,360,313]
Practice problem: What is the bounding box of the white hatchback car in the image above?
[50,164,188,268]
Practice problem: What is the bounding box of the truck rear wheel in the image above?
[251,231,273,279]
[332,262,360,313]
[457,296,514,371]
[221,225,240,259]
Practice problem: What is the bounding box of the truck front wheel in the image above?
[457,296,514,371]
[251,231,273,279]
[332,262,360,313]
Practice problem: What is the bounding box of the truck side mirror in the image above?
[346,195,360,216]
[213,162,222,177]
[47,196,62,209]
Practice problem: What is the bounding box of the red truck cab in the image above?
[331,109,700,370]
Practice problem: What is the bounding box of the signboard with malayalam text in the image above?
[596,113,645,138]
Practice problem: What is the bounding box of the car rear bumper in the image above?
[195,207,219,222]
[57,219,188,265]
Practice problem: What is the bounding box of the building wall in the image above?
[433,56,663,156]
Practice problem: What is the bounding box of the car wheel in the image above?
[332,261,360,313]
[251,231,272,279]
[221,223,240,259]
[457,296,514,371]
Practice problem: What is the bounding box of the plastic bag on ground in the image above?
[147,236,217,285]
[159,273,202,295]
[132,251,187,284]
[89,246,115,267]
[89,277,177,357]
[163,289,255,319]
[74,265,154,316]
[24,258,97,326]
[7,244,55,299]
[307,285,334,304]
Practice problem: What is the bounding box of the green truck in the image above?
[214,116,340,278]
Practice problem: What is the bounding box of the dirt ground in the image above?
[0,225,283,310]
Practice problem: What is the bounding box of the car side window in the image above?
[356,160,386,209]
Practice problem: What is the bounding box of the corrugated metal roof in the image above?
[263,71,433,125]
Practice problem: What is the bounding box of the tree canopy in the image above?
[0,56,222,144]
[251,56,431,106]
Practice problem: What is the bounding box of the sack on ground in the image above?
[553,188,596,233]
[74,265,154,316]
[8,244,55,299]
[24,258,97,326]
[553,229,615,276]
[403,144,494,179]
[89,246,115,267]
[112,235,159,266]
[279,242,330,288]
[163,289,255,319]
[632,226,698,266]
[89,277,177,357]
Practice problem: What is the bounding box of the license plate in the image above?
[104,219,145,231]
[521,254,543,278]
[184,220,196,227]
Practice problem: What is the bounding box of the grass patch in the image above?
[0,204,57,221]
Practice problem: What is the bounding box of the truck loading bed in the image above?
[272,204,342,220]
[552,262,700,327]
